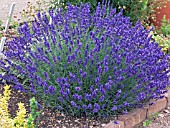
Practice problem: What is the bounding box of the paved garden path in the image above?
[0,0,50,26]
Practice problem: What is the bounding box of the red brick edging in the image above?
[104,89,170,128]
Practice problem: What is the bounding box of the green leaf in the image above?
[143,121,147,127]
[22,78,30,85]
[90,0,97,6]
[143,120,152,127]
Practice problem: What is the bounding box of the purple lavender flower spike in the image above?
[48,85,56,95]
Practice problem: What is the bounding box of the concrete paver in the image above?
[0,0,50,26]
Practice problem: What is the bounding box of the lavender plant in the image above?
[0,3,169,117]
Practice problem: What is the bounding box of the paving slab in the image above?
[0,0,50,26]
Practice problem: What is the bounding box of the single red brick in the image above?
[147,97,167,117]
[135,108,147,124]
[118,108,147,128]
[164,89,170,107]
[104,120,124,128]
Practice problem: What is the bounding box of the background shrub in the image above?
[100,0,170,25]
[101,0,149,24]
[152,33,170,54]
[49,0,167,25]
[49,0,97,11]
[157,15,170,37]
[0,3,169,118]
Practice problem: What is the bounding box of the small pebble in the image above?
[164,110,170,114]
[158,114,164,118]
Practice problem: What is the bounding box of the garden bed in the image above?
[0,84,114,128]
[1,84,170,128]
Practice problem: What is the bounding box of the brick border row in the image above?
[104,88,170,128]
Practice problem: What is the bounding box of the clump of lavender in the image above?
[0,3,169,117]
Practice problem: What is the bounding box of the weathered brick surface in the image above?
[104,121,124,128]
[105,89,170,128]
[118,108,147,128]
[147,97,167,117]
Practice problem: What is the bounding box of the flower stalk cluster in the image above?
[0,3,169,117]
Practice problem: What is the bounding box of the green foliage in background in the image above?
[49,0,97,11]
[0,20,3,38]
[160,15,170,37]
[152,15,170,54]
[0,20,3,31]
[102,0,150,24]
[152,33,170,54]
[48,0,169,25]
